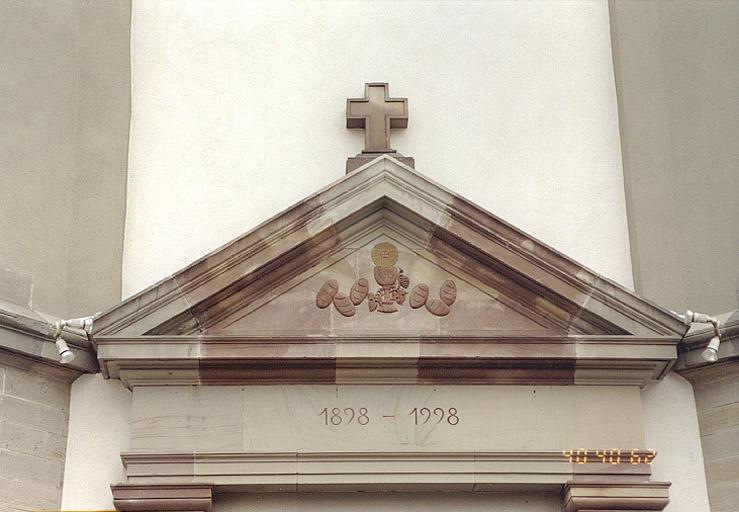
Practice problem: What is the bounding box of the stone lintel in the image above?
[563,481,670,511]
[111,483,213,512]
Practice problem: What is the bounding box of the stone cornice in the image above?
[120,450,656,492]
[96,334,678,387]
[675,313,739,379]
[0,305,98,374]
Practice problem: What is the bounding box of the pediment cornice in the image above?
[94,156,685,339]
[91,157,685,387]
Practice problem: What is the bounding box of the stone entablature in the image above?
[97,334,677,388]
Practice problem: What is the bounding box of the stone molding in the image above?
[0,301,98,374]
[96,334,677,388]
[111,483,213,512]
[110,471,669,510]
[562,481,670,511]
[676,311,739,379]
[120,451,655,492]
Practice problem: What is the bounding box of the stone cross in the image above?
[347,83,408,153]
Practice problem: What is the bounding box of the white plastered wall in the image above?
[123,0,634,296]
[61,374,132,510]
[642,373,711,512]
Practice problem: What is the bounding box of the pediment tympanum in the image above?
[206,235,559,336]
[94,156,686,388]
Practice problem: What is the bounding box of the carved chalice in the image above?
[315,241,452,318]
[369,242,408,313]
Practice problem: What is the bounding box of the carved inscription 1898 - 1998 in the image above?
[316,243,457,318]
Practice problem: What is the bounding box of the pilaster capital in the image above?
[563,481,670,511]
[111,483,214,512]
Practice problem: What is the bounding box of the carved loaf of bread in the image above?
[350,278,369,305]
[316,279,339,308]
[409,284,429,309]
[439,280,457,306]
[333,292,356,317]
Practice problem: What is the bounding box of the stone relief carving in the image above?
[315,243,457,317]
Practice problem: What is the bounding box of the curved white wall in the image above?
[642,373,711,512]
[123,0,632,297]
[61,374,132,510]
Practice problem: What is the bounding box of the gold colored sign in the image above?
[562,449,656,465]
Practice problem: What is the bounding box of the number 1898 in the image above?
[319,407,369,425]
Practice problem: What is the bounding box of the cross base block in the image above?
[346,152,415,173]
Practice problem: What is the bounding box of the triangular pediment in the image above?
[94,156,685,339]
[206,231,561,336]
